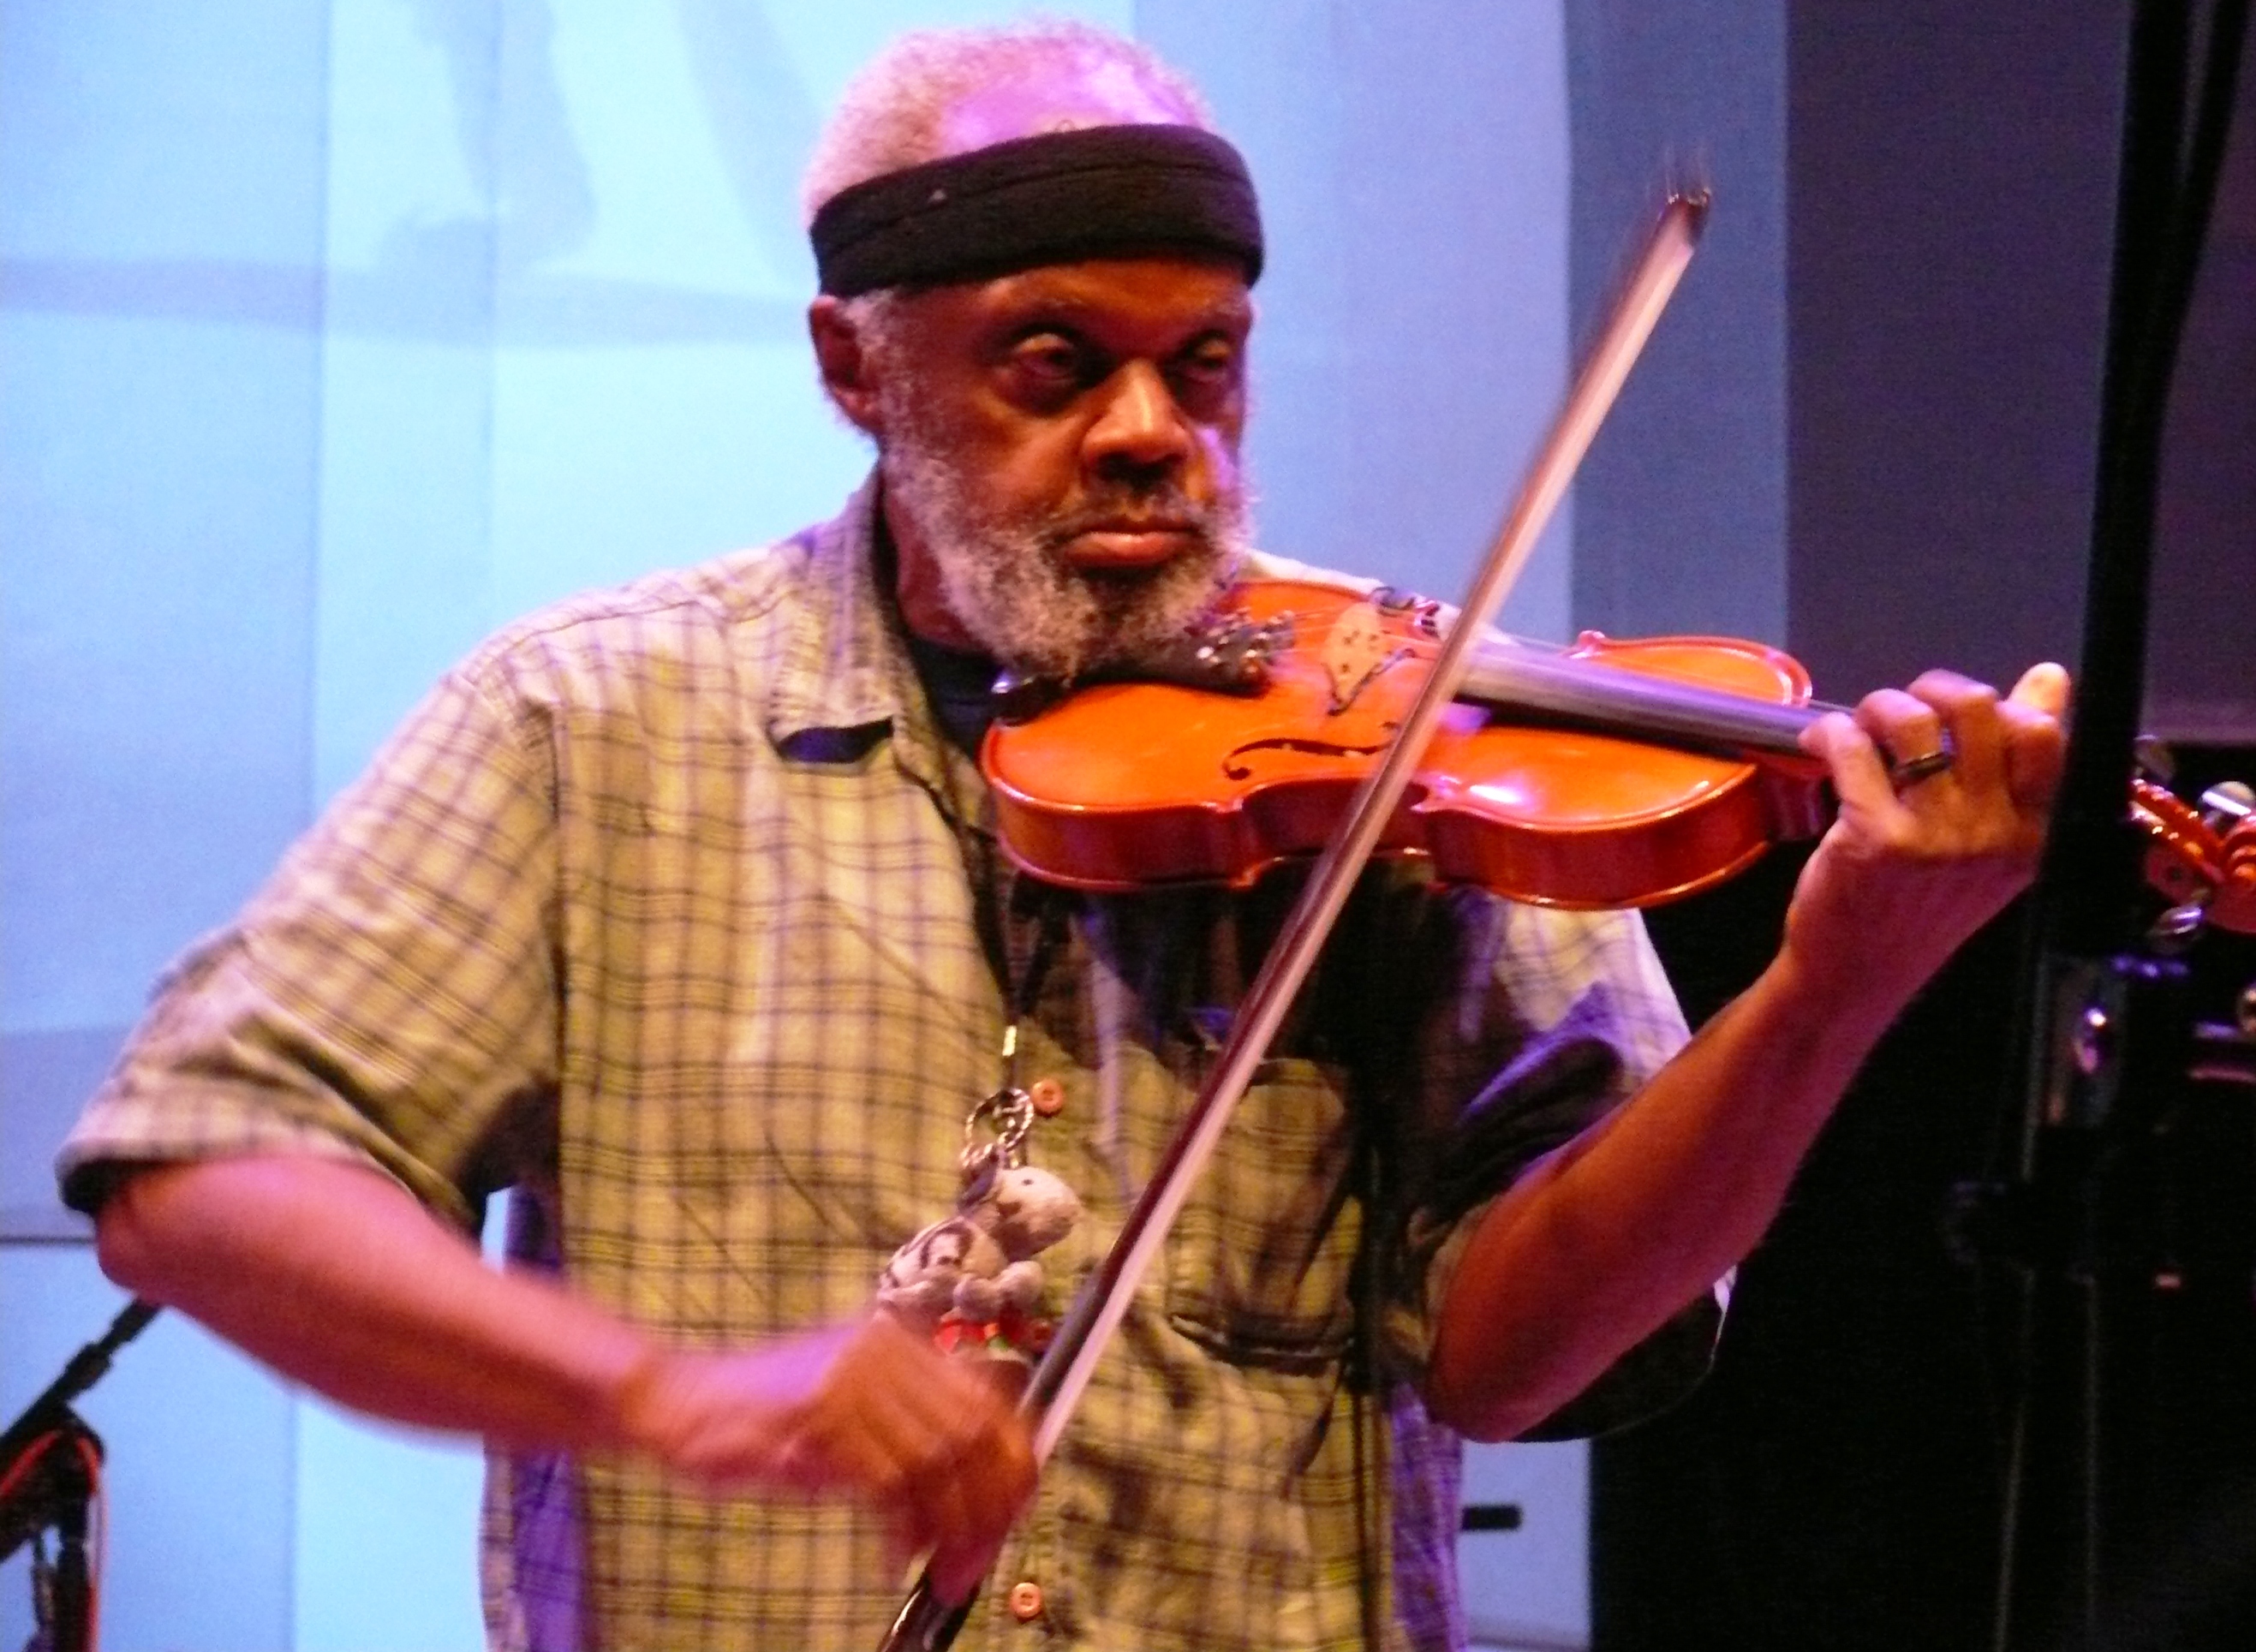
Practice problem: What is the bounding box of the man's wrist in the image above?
[1758,932,1921,1065]
[608,1341,693,1464]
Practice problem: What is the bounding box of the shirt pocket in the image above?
[1160,1054,1362,1365]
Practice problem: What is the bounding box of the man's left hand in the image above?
[1785,661,2071,1013]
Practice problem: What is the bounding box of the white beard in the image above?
[879,420,1253,681]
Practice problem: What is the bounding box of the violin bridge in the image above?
[1322,598,1404,713]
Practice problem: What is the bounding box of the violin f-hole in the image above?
[1222,732,1391,782]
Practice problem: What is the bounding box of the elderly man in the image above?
[61,19,2066,1652]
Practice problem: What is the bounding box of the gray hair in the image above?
[799,19,1212,223]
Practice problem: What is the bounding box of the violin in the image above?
[983,576,1841,909]
[986,580,2256,931]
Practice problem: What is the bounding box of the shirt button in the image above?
[1007,1580,1045,1621]
[1028,1077,1065,1117]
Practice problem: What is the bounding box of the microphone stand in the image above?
[0,1299,160,1652]
[1980,3,2249,1649]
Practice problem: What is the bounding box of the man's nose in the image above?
[1085,361,1191,480]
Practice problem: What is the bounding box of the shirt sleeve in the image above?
[56,658,563,1235]
[1375,892,1727,1440]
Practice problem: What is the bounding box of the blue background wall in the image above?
[3,3,1730,1645]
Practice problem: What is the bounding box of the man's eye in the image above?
[1010,336,1088,384]
[1172,341,1240,392]
[1169,341,1241,411]
[1179,342,1237,378]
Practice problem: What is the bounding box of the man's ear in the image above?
[809,295,884,435]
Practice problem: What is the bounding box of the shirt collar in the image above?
[762,471,917,749]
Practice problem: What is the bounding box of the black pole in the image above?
[1990,4,2250,1649]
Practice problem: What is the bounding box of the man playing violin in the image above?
[59,19,2068,1652]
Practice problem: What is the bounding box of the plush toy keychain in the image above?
[879,942,1085,1365]
[875,1155,1083,1365]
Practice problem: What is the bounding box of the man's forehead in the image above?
[936,62,1192,156]
[968,258,1253,326]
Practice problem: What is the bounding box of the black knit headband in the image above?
[809,123,1264,297]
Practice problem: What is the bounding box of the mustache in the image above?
[1034,486,1237,550]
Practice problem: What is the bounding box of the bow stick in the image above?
[879,190,1710,1652]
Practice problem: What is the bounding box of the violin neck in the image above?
[1459,636,1837,762]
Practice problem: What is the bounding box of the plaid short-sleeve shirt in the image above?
[61,480,1710,1652]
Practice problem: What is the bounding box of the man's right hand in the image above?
[618,1313,1037,1605]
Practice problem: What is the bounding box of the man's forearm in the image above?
[96,1150,1041,1585]
[1427,945,1904,1441]
[96,1154,656,1452]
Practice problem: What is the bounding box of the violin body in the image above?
[982,579,1834,909]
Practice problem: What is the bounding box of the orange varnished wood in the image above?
[982,579,1833,909]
